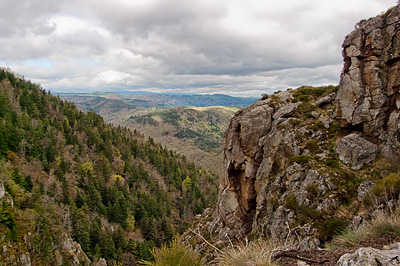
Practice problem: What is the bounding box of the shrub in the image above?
[319,218,347,241]
[295,102,316,118]
[288,118,301,126]
[285,194,299,210]
[297,207,322,224]
[293,85,337,99]
[305,140,322,153]
[289,155,310,165]
[140,238,202,266]
[324,159,339,167]
[363,172,400,206]
[305,184,319,196]
[372,172,400,198]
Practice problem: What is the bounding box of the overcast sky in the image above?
[0,0,396,97]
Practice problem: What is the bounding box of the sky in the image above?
[0,0,397,97]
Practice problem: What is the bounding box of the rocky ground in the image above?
[274,234,400,265]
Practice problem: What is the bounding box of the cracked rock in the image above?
[336,133,378,170]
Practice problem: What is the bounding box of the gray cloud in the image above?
[0,0,396,97]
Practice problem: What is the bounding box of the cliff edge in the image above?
[210,4,400,249]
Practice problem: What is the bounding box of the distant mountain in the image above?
[60,92,258,108]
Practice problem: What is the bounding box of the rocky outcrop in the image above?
[57,234,91,265]
[215,88,340,244]
[211,4,400,247]
[1,243,31,266]
[336,133,378,170]
[335,5,400,166]
[337,242,400,266]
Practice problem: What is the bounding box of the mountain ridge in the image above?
[60,92,258,108]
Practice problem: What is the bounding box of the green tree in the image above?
[0,206,17,241]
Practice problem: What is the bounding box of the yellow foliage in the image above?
[81,161,94,174]
[182,176,192,188]
[112,174,124,181]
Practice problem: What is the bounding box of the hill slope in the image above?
[60,94,241,174]
[0,69,218,265]
[113,106,238,174]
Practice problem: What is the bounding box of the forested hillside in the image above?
[113,106,238,174]
[60,94,251,174]
[0,68,218,265]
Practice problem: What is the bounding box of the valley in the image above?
[60,93,256,174]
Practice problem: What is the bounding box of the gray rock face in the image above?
[316,93,336,107]
[214,89,345,243]
[357,180,375,201]
[60,234,91,265]
[0,183,4,199]
[337,243,400,266]
[336,133,378,170]
[335,5,400,166]
[209,3,400,248]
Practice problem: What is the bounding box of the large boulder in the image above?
[337,243,400,266]
[336,133,378,170]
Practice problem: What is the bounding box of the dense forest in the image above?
[0,68,218,265]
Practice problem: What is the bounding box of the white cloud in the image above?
[0,0,397,97]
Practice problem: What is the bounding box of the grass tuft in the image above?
[331,211,400,248]
[140,238,202,266]
[212,239,282,266]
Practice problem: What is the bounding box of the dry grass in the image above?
[332,210,400,248]
[140,238,203,266]
[212,239,283,266]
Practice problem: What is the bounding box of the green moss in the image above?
[288,118,301,126]
[305,184,319,195]
[305,140,322,153]
[324,159,339,168]
[294,101,316,118]
[285,194,299,210]
[292,85,337,102]
[289,155,310,165]
[307,122,326,132]
[297,207,322,224]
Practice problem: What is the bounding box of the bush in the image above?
[305,140,322,153]
[372,172,400,198]
[289,155,310,165]
[293,85,338,99]
[140,238,202,266]
[295,102,316,118]
[363,172,400,206]
[319,218,347,241]
[285,194,299,210]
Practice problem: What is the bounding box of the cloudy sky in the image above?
[0,0,396,97]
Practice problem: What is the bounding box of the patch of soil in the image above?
[272,234,400,266]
